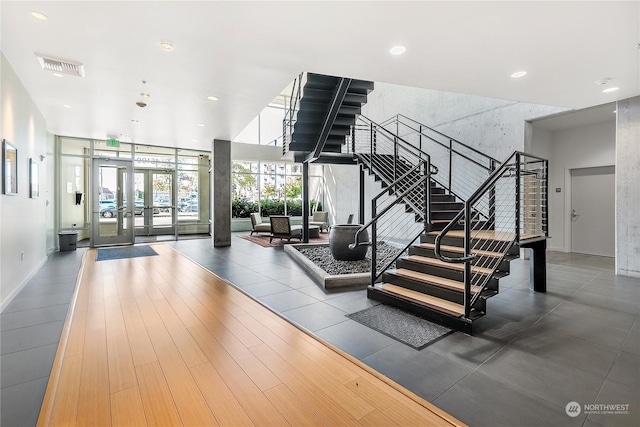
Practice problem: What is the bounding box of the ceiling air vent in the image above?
[35,53,85,77]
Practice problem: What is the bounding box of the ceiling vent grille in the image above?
[35,53,85,77]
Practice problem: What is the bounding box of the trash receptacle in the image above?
[58,231,78,251]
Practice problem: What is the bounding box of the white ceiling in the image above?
[1,1,638,151]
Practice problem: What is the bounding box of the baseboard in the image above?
[1,255,48,312]
[616,268,640,279]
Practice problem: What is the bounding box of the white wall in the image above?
[531,121,616,252]
[615,96,640,277]
[362,82,568,161]
[1,53,50,309]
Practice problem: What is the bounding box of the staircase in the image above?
[348,116,549,334]
[283,72,374,163]
[282,76,549,334]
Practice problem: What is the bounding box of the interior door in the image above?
[91,158,134,246]
[134,169,176,236]
[570,166,615,257]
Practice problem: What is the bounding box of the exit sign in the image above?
[106,138,120,147]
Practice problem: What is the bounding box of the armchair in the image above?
[269,215,302,243]
[309,211,329,232]
[250,213,272,236]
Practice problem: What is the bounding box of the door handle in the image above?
[571,209,579,220]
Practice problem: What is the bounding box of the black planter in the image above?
[329,224,369,261]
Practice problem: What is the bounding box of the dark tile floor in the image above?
[1,248,85,427]
[2,236,639,427]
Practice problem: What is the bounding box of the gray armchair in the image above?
[269,216,302,243]
[309,211,329,232]
[250,213,272,236]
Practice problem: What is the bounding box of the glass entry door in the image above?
[91,158,134,246]
[134,169,176,236]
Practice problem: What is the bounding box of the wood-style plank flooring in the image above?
[37,243,465,426]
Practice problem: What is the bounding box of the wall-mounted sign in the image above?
[106,138,120,147]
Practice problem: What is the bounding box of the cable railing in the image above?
[351,161,432,284]
[434,151,548,317]
[349,115,438,224]
[282,72,306,156]
[379,114,500,211]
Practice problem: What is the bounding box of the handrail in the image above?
[433,150,548,317]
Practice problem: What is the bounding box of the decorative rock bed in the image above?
[283,242,402,289]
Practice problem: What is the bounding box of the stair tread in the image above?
[378,283,465,317]
[392,269,482,293]
[405,255,494,275]
[427,230,543,242]
[417,243,504,258]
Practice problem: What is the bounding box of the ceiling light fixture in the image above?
[510,71,527,78]
[136,101,147,108]
[602,87,619,93]
[390,45,406,55]
[207,96,219,101]
[197,123,205,127]
[52,72,63,78]
[160,40,174,52]
[131,119,139,124]
[31,11,48,20]
[63,104,71,108]
[140,93,150,99]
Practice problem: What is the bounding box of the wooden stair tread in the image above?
[393,269,481,293]
[417,243,504,258]
[427,230,543,242]
[378,284,464,317]
[405,255,494,275]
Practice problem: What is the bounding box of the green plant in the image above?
[231,197,258,218]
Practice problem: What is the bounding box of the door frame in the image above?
[91,157,134,247]
[564,162,615,254]
[134,168,177,237]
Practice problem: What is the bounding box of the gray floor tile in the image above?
[314,319,396,360]
[0,344,58,388]
[552,301,637,331]
[274,273,319,289]
[427,331,505,369]
[508,328,618,378]
[224,271,273,287]
[258,290,318,312]
[296,285,344,301]
[621,330,640,355]
[477,345,607,406]
[323,290,379,314]
[15,283,76,298]
[1,321,65,355]
[1,304,69,332]
[239,280,292,297]
[632,316,640,332]
[362,343,472,401]
[0,376,49,427]
[434,370,587,427]
[282,302,349,332]
[587,377,640,427]
[531,313,630,350]
[2,293,74,314]
[571,292,639,315]
[607,351,639,387]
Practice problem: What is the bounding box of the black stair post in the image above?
[302,162,310,243]
[521,239,547,292]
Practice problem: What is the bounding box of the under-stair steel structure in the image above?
[283,72,548,334]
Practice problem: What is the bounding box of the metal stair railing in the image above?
[282,72,306,157]
[434,151,548,318]
[349,115,438,228]
[351,161,433,284]
[379,114,500,215]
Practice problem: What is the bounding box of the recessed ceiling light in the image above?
[160,40,174,52]
[63,104,71,108]
[192,139,198,142]
[510,71,527,78]
[31,11,48,20]
[197,123,205,127]
[52,72,63,78]
[390,45,406,55]
[207,96,219,101]
[140,93,150,99]
[131,119,139,124]
[602,87,619,93]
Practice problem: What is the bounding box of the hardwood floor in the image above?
[37,243,465,426]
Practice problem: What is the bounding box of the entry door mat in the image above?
[347,305,453,350]
[96,245,158,261]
